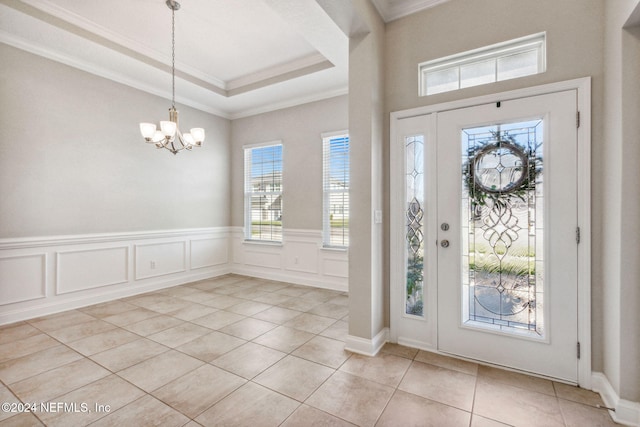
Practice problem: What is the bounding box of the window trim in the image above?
[419,32,546,96]
[243,141,283,243]
[322,131,349,248]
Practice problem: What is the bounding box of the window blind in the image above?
[323,134,349,247]
[244,143,283,242]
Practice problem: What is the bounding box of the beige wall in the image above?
[0,44,231,238]
[384,0,604,113]
[384,0,606,370]
[602,0,640,402]
[229,95,348,230]
[347,0,386,341]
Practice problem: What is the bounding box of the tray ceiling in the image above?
[0,0,448,118]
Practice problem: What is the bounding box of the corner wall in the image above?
[346,0,386,353]
[602,0,640,406]
[229,95,349,292]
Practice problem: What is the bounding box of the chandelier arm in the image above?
[169,139,180,155]
[176,129,187,149]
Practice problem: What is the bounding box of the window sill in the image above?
[321,246,348,253]
[243,239,283,247]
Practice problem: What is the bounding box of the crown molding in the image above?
[2,29,347,121]
[371,0,450,23]
[227,53,329,91]
[0,30,232,119]
[229,86,348,120]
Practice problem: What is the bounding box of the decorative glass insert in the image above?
[323,133,350,247]
[461,120,544,336]
[420,33,546,96]
[405,135,425,316]
[244,143,283,242]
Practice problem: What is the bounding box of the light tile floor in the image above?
[0,275,618,426]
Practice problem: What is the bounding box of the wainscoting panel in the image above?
[322,255,349,278]
[56,246,128,295]
[0,228,230,325]
[230,227,348,291]
[284,239,320,274]
[0,253,46,305]
[243,244,283,270]
[135,241,186,280]
[0,227,348,325]
[191,237,228,270]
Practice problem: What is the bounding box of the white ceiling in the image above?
[0,0,447,119]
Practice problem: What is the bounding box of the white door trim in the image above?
[390,77,591,388]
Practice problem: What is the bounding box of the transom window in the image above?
[244,142,283,242]
[323,132,349,248]
[419,33,546,96]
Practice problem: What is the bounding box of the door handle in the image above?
[440,240,450,248]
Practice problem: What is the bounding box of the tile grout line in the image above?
[3,275,608,426]
[468,368,478,427]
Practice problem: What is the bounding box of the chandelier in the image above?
[139,0,204,155]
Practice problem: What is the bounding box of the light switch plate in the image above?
[374,210,383,224]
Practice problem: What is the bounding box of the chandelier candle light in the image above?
[139,0,204,155]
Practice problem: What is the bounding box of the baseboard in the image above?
[345,327,389,356]
[592,372,640,426]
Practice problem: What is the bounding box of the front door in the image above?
[391,89,580,382]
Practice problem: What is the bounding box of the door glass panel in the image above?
[461,120,544,337]
[406,135,425,317]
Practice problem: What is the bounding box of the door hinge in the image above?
[577,342,581,359]
[576,111,580,128]
[576,227,581,244]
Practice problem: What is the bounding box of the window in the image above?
[244,142,283,242]
[419,33,546,96]
[323,132,349,247]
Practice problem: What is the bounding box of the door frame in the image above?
[389,77,591,388]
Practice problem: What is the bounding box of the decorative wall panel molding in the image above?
[134,241,187,280]
[0,253,47,305]
[191,237,228,270]
[322,255,349,278]
[230,227,348,291]
[243,245,283,270]
[56,246,128,295]
[0,228,230,325]
[0,227,348,325]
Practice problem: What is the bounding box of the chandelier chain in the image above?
[139,0,204,154]
[171,5,176,108]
